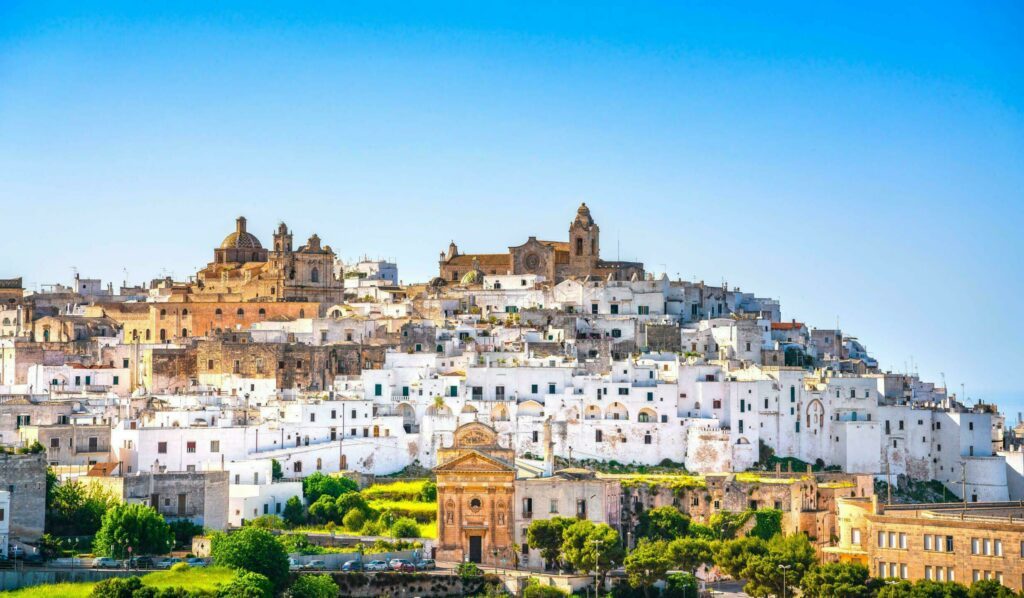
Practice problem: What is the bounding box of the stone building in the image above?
[825,496,1024,590]
[193,217,344,303]
[18,423,111,467]
[0,452,46,542]
[434,422,516,565]
[84,469,230,530]
[438,204,644,284]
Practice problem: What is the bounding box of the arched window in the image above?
[145,329,151,341]
[181,328,188,337]
[181,308,188,316]
[299,309,305,318]
[576,237,583,255]
[159,309,166,318]
[237,308,244,316]
[591,238,596,254]
[289,269,295,280]
[311,268,319,283]
[1,317,9,326]
[316,458,322,470]
[251,252,259,262]
[644,432,652,445]
[159,329,166,342]
[470,498,482,510]
[215,308,223,316]
[258,308,266,319]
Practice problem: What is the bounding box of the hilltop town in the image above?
[2,204,1023,594]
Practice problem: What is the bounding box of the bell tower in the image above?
[569,202,600,271]
[273,222,293,254]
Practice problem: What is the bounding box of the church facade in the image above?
[438,204,644,284]
[192,217,344,304]
[434,422,516,566]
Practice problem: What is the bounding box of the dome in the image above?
[573,202,595,227]
[220,216,263,249]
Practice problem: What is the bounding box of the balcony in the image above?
[521,510,532,519]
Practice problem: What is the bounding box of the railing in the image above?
[521,510,532,519]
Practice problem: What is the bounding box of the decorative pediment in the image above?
[434,449,514,473]
[453,422,501,448]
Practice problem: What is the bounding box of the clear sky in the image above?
[1,2,1022,407]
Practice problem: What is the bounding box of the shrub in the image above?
[211,527,290,590]
[92,576,144,598]
[456,561,483,580]
[287,574,340,598]
[342,508,366,531]
[419,481,437,502]
[360,520,384,536]
[307,494,339,524]
[246,515,285,530]
[302,472,358,504]
[522,580,567,598]
[170,562,191,573]
[390,517,420,538]
[217,570,273,598]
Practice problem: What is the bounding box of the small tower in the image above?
[273,222,293,254]
[569,203,600,271]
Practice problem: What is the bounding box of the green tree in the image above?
[302,472,358,504]
[968,579,1019,598]
[287,574,340,598]
[94,503,174,559]
[217,571,273,598]
[526,517,573,570]
[91,576,145,598]
[561,520,624,585]
[168,520,204,550]
[667,537,715,573]
[739,533,816,598]
[389,517,420,538]
[522,580,568,598]
[48,479,118,536]
[624,539,672,597]
[875,580,914,598]
[663,572,699,598]
[211,526,290,591]
[800,562,874,598]
[636,506,690,542]
[419,481,438,502]
[307,494,339,524]
[271,459,283,481]
[334,491,371,517]
[342,508,365,531]
[282,496,306,527]
[712,536,768,579]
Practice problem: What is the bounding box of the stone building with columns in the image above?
[434,422,516,565]
[438,204,645,284]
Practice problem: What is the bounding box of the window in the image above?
[374,384,382,396]
[550,499,558,513]
[158,442,167,454]
[611,328,622,338]
[852,529,862,545]
[595,430,603,442]
[294,461,302,473]
[186,441,196,453]
[531,384,538,394]
[618,388,628,396]
[210,440,220,453]
[644,432,652,445]
[610,304,619,315]
[548,383,556,394]
[237,308,244,316]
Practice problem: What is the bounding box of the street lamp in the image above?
[779,564,792,598]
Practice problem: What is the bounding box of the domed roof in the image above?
[220,217,263,249]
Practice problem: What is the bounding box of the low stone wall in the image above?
[324,572,498,597]
[0,568,134,591]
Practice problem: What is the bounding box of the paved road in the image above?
[706,580,751,597]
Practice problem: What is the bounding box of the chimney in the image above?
[542,416,554,477]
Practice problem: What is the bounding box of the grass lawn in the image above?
[0,566,236,598]
[368,498,437,520]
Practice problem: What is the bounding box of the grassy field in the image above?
[0,566,236,598]
[360,479,429,500]
[368,498,437,522]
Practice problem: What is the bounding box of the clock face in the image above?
[524,253,541,271]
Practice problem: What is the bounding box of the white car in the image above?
[365,560,389,571]
[93,557,120,568]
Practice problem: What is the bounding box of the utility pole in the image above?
[960,461,968,512]
[779,564,791,598]
[885,451,892,505]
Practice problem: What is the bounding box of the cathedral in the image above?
[438,203,644,284]
[192,216,343,303]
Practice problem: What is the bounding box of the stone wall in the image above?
[0,452,46,541]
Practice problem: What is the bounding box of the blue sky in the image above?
[1,2,1022,406]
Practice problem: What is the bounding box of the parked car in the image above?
[288,558,304,571]
[155,557,183,569]
[389,558,414,572]
[93,557,120,569]
[364,560,389,571]
[130,556,156,569]
[415,559,436,571]
[307,560,328,570]
[7,545,24,559]
[185,557,207,567]
[22,553,45,566]
[341,560,363,572]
